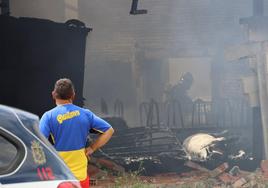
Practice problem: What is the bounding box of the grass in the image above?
[107,161,155,188]
[113,173,153,188]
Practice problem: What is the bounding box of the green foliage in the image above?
[178,180,214,188]
[112,161,153,188]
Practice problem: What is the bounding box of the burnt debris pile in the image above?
[90,116,257,177]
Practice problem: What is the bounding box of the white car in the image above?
[0,105,81,188]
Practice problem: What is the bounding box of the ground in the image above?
[89,159,268,188]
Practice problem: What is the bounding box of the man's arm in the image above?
[86,127,114,156]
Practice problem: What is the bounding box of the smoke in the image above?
[78,0,254,125]
[9,0,263,128]
[10,0,66,21]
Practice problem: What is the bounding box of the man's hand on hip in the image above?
[85,146,94,156]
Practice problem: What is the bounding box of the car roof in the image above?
[0,104,39,120]
[0,104,39,131]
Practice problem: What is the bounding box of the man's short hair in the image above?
[53,78,75,100]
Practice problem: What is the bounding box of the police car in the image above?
[0,105,81,188]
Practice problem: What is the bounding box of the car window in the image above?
[0,135,17,174]
[0,135,17,168]
[0,128,25,176]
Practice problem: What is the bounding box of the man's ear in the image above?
[52,91,56,100]
[71,92,76,101]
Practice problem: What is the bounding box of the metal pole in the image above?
[256,42,268,159]
[253,0,264,16]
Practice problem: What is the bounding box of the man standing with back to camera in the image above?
[39,78,114,188]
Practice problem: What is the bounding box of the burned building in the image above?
[3,1,268,186]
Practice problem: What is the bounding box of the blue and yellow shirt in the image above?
[39,104,111,180]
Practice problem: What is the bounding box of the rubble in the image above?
[88,123,267,187]
[218,173,239,184]
[260,160,268,178]
[184,161,210,173]
[209,162,229,178]
[91,157,125,173]
[87,163,107,178]
[89,159,268,187]
[232,177,248,188]
[88,157,125,176]
[228,166,240,176]
[185,161,229,178]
